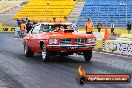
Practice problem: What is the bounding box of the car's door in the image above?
[30,24,41,50]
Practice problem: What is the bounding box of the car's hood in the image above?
[24,32,96,40]
[45,32,96,39]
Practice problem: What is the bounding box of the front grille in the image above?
[75,38,85,44]
[60,38,72,44]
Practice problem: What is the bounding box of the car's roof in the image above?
[37,22,72,25]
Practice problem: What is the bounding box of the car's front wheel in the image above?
[41,44,50,62]
[24,43,34,57]
[83,50,92,62]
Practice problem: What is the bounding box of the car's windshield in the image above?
[31,24,75,34]
[40,24,73,32]
[40,24,52,32]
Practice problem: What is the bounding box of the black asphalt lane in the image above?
[0,33,131,88]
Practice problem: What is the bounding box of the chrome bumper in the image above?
[47,44,96,48]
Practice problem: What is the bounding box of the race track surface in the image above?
[0,33,131,88]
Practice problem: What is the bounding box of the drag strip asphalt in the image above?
[0,33,131,88]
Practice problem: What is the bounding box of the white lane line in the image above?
[14,38,23,40]
[14,37,20,39]
[110,54,115,56]
[98,52,103,53]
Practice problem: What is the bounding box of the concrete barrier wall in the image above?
[0,22,15,32]
[0,23,2,31]
[2,26,15,32]
[105,40,132,56]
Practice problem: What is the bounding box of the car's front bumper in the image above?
[47,44,96,51]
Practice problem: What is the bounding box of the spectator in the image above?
[110,20,115,35]
[30,22,37,34]
[21,18,25,23]
[127,21,131,34]
[17,19,22,27]
[72,21,78,32]
[85,18,94,34]
[26,17,30,22]
[61,16,67,22]
[20,21,26,38]
[97,21,102,32]
[54,26,59,32]
[53,17,56,22]
[33,22,37,25]
[60,26,64,29]
[26,20,32,33]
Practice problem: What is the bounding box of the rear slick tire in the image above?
[24,44,34,57]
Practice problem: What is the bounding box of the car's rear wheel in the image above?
[24,43,34,57]
[41,44,50,62]
[83,50,92,62]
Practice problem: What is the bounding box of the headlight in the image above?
[91,38,96,42]
[87,38,96,43]
[87,38,92,43]
[49,39,58,44]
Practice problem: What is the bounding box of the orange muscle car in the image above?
[23,22,96,62]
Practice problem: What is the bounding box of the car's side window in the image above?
[32,25,41,34]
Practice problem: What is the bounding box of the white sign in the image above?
[105,40,132,56]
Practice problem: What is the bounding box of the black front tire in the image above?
[24,43,34,57]
[83,50,92,62]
